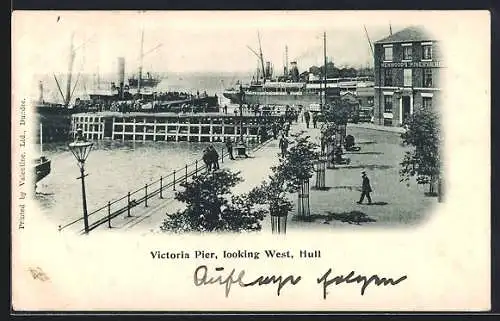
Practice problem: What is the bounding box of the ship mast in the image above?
[97,64,101,89]
[257,32,266,84]
[138,28,145,94]
[65,32,76,107]
[323,31,327,110]
[363,25,374,57]
[40,123,43,155]
[285,45,289,77]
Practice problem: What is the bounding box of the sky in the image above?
[13,11,448,76]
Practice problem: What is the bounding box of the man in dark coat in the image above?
[271,122,278,139]
[203,147,212,171]
[284,122,290,137]
[225,138,235,160]
[312,113,318,128]
[304,111,310,128]
[357,171,372,204]
[208,145,220,170]
[279,135,289,157]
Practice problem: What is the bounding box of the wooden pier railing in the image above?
[58,138,271,234]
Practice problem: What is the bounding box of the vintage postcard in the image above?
[11,10,490,312]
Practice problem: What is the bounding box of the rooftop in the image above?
[374,26,435,44]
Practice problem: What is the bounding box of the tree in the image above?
[247,173,293,218]
[320,121,337,168]
[324,99,352,125]
[274,132,319,190]
[248,132,319,221]
[309,66,321,75]
[161,169,266,232]
[399,106,441,195]
[273,131,319,217]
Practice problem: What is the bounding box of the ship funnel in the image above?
[289,61,299,82]
[38,81,44,103]
[117,57,125,98]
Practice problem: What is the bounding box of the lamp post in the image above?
[236,84,248,157]
[338,123,347,149]
[239,84,244,143]
[68,128,93,234]
[315,134,327,189]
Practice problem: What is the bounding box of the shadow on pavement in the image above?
[345,151,384,155]
[338,164,393,170]
[294,210,377,225]
[329,185,361,191]
[311,186,332,191]
[356,141,377,145]
[367,201,388,206]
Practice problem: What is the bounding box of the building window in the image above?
[423,68,433,87]
[423,97,432,109]
[422,44,432,60]
[384,47,393,61]
[403,46,413,60]
[384,95,393,113]
[384,69,392,86]
[403,69,412,87]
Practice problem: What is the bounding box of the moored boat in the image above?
[34,123,51,188]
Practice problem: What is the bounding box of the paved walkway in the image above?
[87,135,283,235]
[284,122,437,232]
[348,122,406,134]
[82,119,436,236]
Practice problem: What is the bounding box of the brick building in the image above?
[373,26,443,127]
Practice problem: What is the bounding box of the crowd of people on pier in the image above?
[221,103,301,119]
[77,89,218,114]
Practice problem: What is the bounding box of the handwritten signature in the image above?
[194,265,407,298]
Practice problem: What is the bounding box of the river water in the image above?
[34,132,227,229]
[31,70,261,231]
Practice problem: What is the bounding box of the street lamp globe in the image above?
[68,129,93,166]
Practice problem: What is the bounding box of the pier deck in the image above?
[71,111,284,143]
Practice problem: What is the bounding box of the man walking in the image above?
[271,122,278,139]
[357,171,372,204]
[203,147,212,172]
[312,113,318,128]
[208,145,220,170]
[279,135,289,157]
[284,122,290,137]
[304,111,310,128]
[225,138,235,160]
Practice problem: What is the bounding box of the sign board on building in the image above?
[381,61,442,68]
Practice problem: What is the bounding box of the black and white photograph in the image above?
[11,11,490,311]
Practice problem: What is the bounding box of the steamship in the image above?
[223,61,374,106]
[35,31,219,143]
[223,33,373,107]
